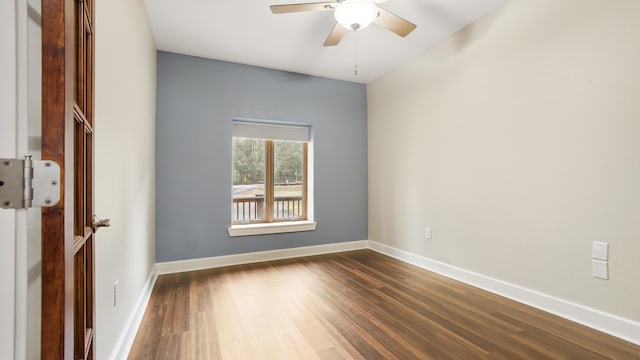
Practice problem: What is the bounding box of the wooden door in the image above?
[41,0,96,359]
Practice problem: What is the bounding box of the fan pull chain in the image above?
[354,36,359,77]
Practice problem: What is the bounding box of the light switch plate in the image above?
[592,241,609,261]
[425,227,431,240]
[592,260,608,280]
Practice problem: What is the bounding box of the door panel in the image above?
[41,0,95,358]
[73,0,96,358]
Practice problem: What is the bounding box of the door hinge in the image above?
[0,155,61,209]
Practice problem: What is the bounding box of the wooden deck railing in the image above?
[232,196,303,223]
[233,197,265,222]
[273,196,304,220]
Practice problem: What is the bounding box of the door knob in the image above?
[92,215,110,233]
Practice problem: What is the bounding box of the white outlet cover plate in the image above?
[592,259,609,280]
[425,228,431,240]
[592,241,609,261]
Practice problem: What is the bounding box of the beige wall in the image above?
[95,0,156,358]
[368,0,640,322]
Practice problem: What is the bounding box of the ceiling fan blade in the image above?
[323,23,346,46]
[374,8,417,37]
[270,2,336,14]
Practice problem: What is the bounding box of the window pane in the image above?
[273,140,304,220]
[232,138,266,223]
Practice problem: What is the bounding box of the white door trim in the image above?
[1,0,29,358]
[0,0,18,357]
[14,0,29,358]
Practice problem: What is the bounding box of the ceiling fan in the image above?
[270,0,417,46]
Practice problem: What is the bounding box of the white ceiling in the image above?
[143,0,507,83]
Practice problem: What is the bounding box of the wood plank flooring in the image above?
[128,250,640,359]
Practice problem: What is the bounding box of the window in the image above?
[230,120,315,236]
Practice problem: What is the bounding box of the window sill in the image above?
[228,221,317,237]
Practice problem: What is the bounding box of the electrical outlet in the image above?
[425,227,431,240]
[114,280,119,307]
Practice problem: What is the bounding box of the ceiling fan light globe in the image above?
[334,0,378,31]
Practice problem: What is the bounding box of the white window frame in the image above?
[228,119,316,237]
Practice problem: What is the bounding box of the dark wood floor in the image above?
[129,250,640,359]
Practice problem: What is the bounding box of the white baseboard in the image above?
[368,240,640,346]
[156,240,370,275]
[109,266,158,360]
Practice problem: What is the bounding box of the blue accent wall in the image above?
[155,52,368,262]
